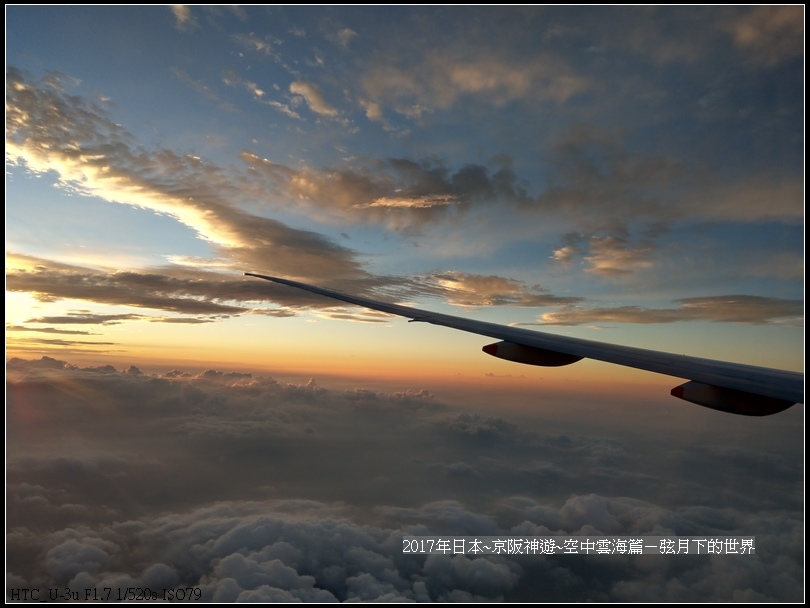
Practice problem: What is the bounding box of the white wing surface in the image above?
[246,273,804,416]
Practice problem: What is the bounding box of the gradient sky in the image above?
[5,6,805,602]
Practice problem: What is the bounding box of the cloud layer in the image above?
[532,295,804,327]
[6,356,803,601]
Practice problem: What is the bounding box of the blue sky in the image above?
[7,7,803,376]
[5,6,805,601]
[6,7,803,374]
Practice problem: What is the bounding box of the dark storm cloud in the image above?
[6,356,802,601]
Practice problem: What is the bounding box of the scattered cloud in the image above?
[4,254,420,334]
[7,68,800,291]
[545,125,802,225]
[222,69,301,119]
[6,68,365,282]
[5,63,802,339]
[5,16,802,600]
[289,81,339,117]
[430,272,582,308]
[726,6,803,66]
[9,251,800,351]
[232,32,280,57]
[334,27,357,50]
[362,49,589,118]
[170,5,198,31]
[359,99,384,122]
[583,236,656,276]
[532,295,803,326]
[239,154,532,229]
[6,256,252,315]
[315,307,396,324]
[225,5,248,21]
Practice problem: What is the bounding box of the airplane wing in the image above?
[246,273,804,416]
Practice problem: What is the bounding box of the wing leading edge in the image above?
[246,273,804,416]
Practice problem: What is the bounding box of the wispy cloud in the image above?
[8,67,800,291]
[222,68,301,118]
[170,5,198,31]
[170,67,217,101]
[725,6,803,66]
[6,68,363,282]
[430,272,582,308]
[8,337,119,349]
[334,27,357,49]
[26,313,146,325]
[239,154,532,229]
[531,295,803,326]
[6,325,100,335]
[358,194,460,209]
[315,308,396,324]
[5,254,338,317]
[232,32,281,56]
[583,236,656,276]
[552,233,658,277]
[362,48,589,119]
[170,67,240,113]
[289,81,339,117]
[5,254,433,335]
[6,65,801,318]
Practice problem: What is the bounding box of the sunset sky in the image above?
[6,6,805,602]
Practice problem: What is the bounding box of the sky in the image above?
[5,5,805,602]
